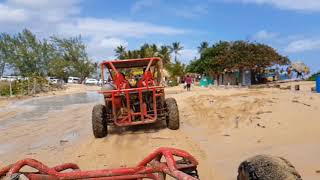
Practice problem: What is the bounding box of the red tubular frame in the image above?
[99,86,163,127]
[99,58,165,127]
[0,147,199,180]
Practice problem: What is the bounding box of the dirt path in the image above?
[1,82,320,179]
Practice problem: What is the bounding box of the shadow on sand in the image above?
[107,120,167,136]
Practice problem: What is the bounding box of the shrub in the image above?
[0,76,50,96]
[0,81,11,96]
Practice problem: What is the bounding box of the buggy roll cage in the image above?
[98,58,165,127]
[100,57,163,90]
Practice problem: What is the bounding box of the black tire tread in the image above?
[165,98,180,130]
[92,104,107,138]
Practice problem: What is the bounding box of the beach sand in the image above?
[0,81,319,179]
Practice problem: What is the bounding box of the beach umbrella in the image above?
[291,61,310,74]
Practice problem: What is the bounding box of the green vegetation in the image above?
[187,41,290,75]
[197,41,209,53]
[1,29,293,93]
[114,40,290,86]
[115,43,172,65]
[0,29,96,96]
[0,76,49,96]
[114,42,186,83]
[0,29,96,80]
[169,42,183,62]
[308,71,320,81]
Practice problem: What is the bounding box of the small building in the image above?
[214,69,252,86]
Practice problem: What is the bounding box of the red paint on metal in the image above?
[101,86,163,127]
[99,57,165,128]
[0,148,199,180]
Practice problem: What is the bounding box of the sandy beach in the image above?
[0,82,319,179]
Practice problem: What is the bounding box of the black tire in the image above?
[165,98,180,130]
[92,104,108,138]
[237,155,302,180]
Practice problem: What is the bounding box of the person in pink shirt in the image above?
[185,75,192,91]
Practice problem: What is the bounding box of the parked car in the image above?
[0,76,7,81]
[98,79,107,86]
[85,78,98,85]
[68,77,80,84]
[47,77,64,85]
[0,76,17,82]
[47,77,56,83]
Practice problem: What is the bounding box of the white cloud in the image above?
[56,18,184,60]
[87,37,128,61]
[0,0,81,33]
[0,0,187,61]
[284,39,320,53]
[58,18,185,38]
[6,0,80,23]
[252,30,278,40]
[99,37,128,49]
[233,0,320,11]
[0,4,29,23]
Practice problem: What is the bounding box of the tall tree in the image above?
[0,29,95,80]
[0,33,14,76]
[198,41,209,53]
[151,44,158,54]
[169,42,183,62]
[166,60,186,77]
[114,45,126,59]
[10,29,45,76]
[158,46,171,65]
[51,36,95,80]
[187,41,290,74]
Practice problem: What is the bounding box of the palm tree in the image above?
[151,44,158,53]
[198,41,209,53]
[114,45,126,59]
[158,46,171,65]
[140,43,151,58]
[169,42,183,62]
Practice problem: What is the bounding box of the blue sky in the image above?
[0,0,319,72]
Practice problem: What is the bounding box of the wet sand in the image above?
[0,82,319,179]
[0,84,101,108]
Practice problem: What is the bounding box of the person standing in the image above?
[287,67,292,79]
[185,75,192,91]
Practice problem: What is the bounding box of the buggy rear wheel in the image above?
[92,104,108,138]
[165,98,180,130]
[237,155,302,180]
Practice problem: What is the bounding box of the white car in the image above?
[68,77,80,84]
[49,78,64,85]
[85,78,98,85]
[98,79,108,86]
[0,76,17,82]
[0,76,7,81]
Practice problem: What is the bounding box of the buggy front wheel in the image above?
[92,104,108,138]
[165,98,180,130]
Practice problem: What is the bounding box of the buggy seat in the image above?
[114,73,130,89]
[138,71,155,87]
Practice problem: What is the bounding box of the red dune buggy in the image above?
[92,57,179,138]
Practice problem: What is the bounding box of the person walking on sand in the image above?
[185,75,192,91]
